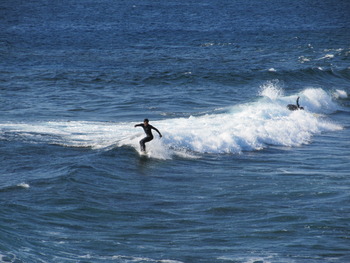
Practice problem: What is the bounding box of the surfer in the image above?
[134,119,162,152]
[287,96,304,111]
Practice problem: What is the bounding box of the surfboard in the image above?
[139,150,151,158]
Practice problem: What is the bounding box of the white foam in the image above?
[0,253,21,263]
[298,56,310,63]
[218,255,273,263]
[259,80,284,100]
[218,253,295,263]
[333,89,348,99]
[300,88,340,113]
[317,54,334,60]
[156,87,342,155]
[110,255,184,263]
[0,88,343,159]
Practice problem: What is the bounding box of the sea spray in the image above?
[258,80,284,100]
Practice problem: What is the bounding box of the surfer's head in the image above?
[144,118,149,124]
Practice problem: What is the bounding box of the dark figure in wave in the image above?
[287,97,304,111]
[134,119,162,152]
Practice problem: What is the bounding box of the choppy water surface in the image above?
[1,0,350,262]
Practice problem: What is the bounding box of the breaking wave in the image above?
[0,87,345,160]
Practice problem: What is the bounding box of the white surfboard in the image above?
[138,150,151,158]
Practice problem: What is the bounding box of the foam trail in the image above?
[0,88,343,159]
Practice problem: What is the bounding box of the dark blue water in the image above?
[1,1,350,262]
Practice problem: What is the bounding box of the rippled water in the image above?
[1,0,350,262]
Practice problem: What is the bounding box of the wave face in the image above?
[0,87,344,159]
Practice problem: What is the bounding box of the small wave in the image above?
[317,54,335,60]
[17,183,30,189]
[109,255,184,263]
[0,182,31,192]
[218,255,276,263]
[0,253,25,263]
[333,89,348,99]
[298,56,311,63]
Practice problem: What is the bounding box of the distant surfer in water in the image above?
[134,119,162,152]
[287,96,304,111]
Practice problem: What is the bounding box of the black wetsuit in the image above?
[135,123,161,151]
[287,97,304,111]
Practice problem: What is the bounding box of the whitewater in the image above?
[0,87,344,160]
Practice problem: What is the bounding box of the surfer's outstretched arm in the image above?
[151,125,162,138]
[296,96,304,110]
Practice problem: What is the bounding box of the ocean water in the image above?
[1,0,350,262]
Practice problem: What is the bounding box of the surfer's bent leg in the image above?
[140,136,153,152]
